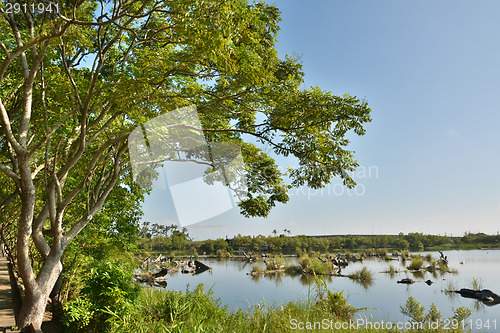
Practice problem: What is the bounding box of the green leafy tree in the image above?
[0,0,370,329]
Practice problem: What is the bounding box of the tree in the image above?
[0,0,370,329]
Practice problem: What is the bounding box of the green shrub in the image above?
[297,254,311,269]
[385,264,397,275]
[264,257,284,270]
[348,267,373,288]
[401,296,472,331]
[251,263,262,274]
[407,257,424,270]
[63,259,140,332]
[377,248,388,257]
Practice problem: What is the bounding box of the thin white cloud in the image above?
[445,129,459,137]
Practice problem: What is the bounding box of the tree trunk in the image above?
[49,272,64,320]
[18,289,48,331]
[17,251,62,331]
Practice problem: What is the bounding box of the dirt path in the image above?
[0,256,17,332]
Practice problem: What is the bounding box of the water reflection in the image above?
[159,250,500,324]
[350,276,375,290]
[410,270,425,279]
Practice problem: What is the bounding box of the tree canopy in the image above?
[0,0,370,329]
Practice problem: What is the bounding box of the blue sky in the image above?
[141,0,500,240]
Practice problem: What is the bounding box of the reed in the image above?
[407,257,424,270]
[348,266,373,283]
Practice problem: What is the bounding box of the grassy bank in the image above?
[101,282,472,333]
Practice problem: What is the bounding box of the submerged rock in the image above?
[454,288,500,306]
[397,278,415,284]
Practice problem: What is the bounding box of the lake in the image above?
[161,250,500,329]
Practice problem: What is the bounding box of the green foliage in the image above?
[264,257,284,270]
[452,306,472,323]
[401,297,472,332]
[315,290,357,320]
[400,297,426,322]
[471,277,483,290]
[297,254,311,270]
[63,259,140,332]
[348,267,374,288]
[101,281,473,333]
[61,298,94,330]
[106,279,359,333]
[251,263,263,274]
[407,257,425,270]
[426,303,442,322]
[138,232,473,256]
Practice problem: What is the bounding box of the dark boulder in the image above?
[397,278,415,284]
[454,289,500,306]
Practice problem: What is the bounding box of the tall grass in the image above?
[384,264,397,275]
[297,254,311,270]
[264,258,284,271]
[105,282,362,333]
[297,254,333,275]
[407,257,424,270]
[104,280,473,333]
[376,248,388,257]
[348,267,374,288]
[471,277,483,290]
[251,263,263,274]
[445,280,457,293]
[400,250,410,259]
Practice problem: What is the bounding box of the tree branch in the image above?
[0,163,20,187]
[62,142,128,247]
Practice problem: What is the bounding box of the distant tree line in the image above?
[137,224,500,255]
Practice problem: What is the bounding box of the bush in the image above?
[107,279,359,333]
[63,259,140,332]
[401,296,472,331]
[348,267,374,288]
[251,263,262,274]
[264,257,284,270]
[407,257,424,270]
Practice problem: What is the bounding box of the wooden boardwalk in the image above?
[0,256,17,332]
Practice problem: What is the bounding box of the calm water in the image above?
[161,250,500,329]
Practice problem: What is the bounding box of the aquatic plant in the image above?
[251,263,262,274]
[471,277,483,290]
[426,258,437,272]
[264,257,284,271]
[348,267,373,284]
[445,280,457,293]
[407,257,424,270]
[384,264,397,275]
[377,248,388,257]
[400,250,410,260]
[298,254,311,270]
